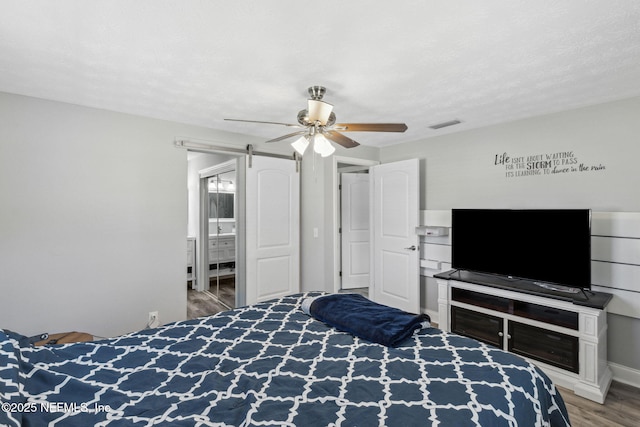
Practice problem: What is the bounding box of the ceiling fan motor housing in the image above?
[298,109,336,126]
[308,85,326,100]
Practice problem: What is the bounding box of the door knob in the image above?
[404,245,417,251]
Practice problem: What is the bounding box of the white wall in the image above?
[380,96,640,374]
[0,92,257,337]
[382,97,640,211]
[0,91,379,337]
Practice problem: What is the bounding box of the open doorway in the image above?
[332,157,421,312]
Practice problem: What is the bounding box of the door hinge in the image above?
[246,144,253,168]
[294,151,301,173]
[339,271,342,277]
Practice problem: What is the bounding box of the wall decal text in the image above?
[494,151,606,178]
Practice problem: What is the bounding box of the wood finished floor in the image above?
[188,285,368,319]
[187,277,235,319]
[558,381,640,426]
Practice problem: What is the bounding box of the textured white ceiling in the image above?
[2,1,640,148]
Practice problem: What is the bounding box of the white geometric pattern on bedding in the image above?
[0,292,570,426]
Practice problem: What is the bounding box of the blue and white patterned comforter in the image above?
[0,293,570,426]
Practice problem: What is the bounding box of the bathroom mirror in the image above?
[208,171,235,220]
[209,192,234,219]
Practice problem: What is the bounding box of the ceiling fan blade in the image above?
[224,118,302,127]
[308,100,334,125]
[265,130,308,143]
[334,123,408,132]
[323,130,360,149]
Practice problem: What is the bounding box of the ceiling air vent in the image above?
[429,119,462,130]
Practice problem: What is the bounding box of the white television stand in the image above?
[436,271,613,404]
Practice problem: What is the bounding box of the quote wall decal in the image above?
[494,151,606,178]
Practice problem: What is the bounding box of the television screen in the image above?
[451,209,591,289]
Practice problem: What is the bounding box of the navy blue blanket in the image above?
[304,293,430,347]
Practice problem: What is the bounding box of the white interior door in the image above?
[246,156,300,305]
[341,173,370,289]
[371,158,420,313]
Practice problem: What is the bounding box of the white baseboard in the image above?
[609,362,640,389]
[423,308,439,327]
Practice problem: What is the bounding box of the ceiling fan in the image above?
[224,86,408,157]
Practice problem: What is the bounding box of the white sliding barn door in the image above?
[341,173,370,289]
[246,156,300,305]
[371,159,420,313]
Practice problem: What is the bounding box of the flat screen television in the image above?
[451,209,591,290]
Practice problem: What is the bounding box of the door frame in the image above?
[331,156,379,293]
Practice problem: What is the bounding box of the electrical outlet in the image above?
[148,311,159,328]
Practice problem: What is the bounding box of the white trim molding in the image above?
[609,362,640,389]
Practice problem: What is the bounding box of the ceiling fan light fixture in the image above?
[308,99,333,125]
[291,136,310,156]
[313,134,336,157]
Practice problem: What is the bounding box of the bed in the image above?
[1,292,570,426]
